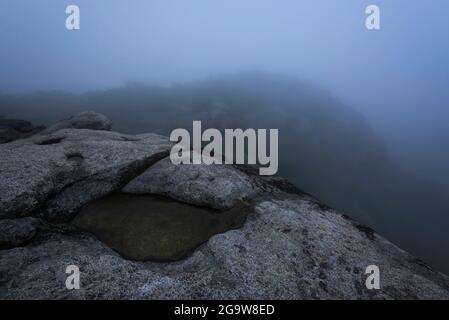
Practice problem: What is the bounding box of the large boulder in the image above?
[0,129,171,221]
[123,154,257,210]
[40,111,112,135]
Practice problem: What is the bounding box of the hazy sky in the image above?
[1,0,449,184]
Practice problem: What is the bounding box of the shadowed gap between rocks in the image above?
[72,192,253,262]
[35,137,65,145]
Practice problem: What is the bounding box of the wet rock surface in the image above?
[73,193,250,261]
[1,112,449,299]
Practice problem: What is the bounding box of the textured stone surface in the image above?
[41,111,112,135]
[1,115,448,299]
[123,155,257,210]
[0,218,40,250]
[1,197,449,299]
[0,129,171,221]
[0,118,44,144]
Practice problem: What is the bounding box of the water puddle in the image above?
[72,192,251,261]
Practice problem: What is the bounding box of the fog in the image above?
[1,1,449,272]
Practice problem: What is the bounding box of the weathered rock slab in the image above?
[0,129,172,221]
[40,111,112,135]
[123,155,257,210]
[1,198,448,299]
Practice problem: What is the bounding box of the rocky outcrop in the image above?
[40,111,112,135]
[123,153,257,210]
[0,111,112,144]
[1,113,449,300]
[0,129,172,221]
[0,218,40,250]
[1,196,449,300]
[0,118,44,144]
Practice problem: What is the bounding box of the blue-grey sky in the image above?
[1,0,449,184]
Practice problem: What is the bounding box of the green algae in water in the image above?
[72,193,250,262]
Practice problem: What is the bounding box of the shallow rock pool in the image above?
[72,192,250,261]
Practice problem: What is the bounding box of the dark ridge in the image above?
[0,119,33,132]
[262,176,310,197]
[412,257,434,272]
[66,152,84,162]
[355,223,376,241]
[313,201,334,211]
[233,164,311,197]
[120,136,140,142]
[36,137,64,145]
